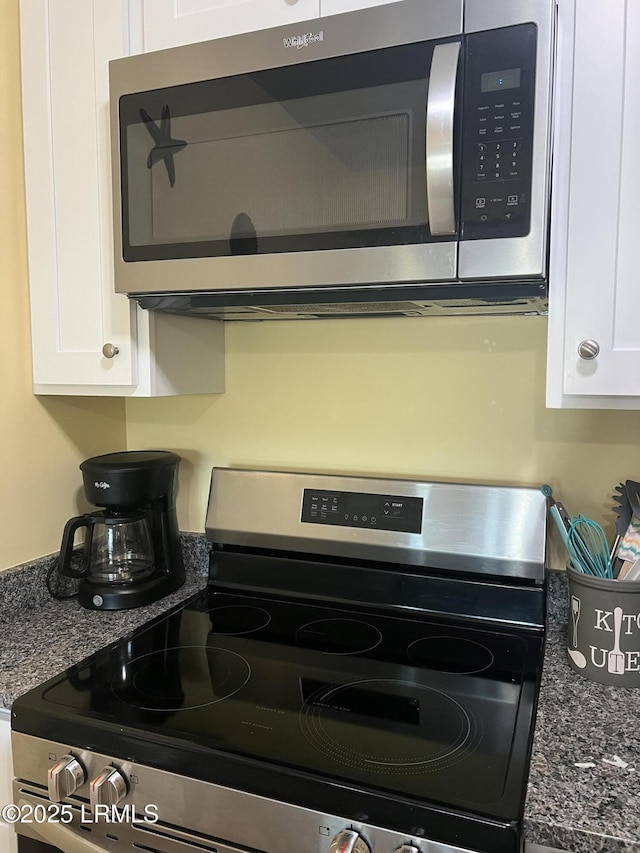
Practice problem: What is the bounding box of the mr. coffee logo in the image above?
[590,606,640,671]
[282,30,324,49]
[94,481,111,490]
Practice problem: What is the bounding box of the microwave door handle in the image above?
[426,41,461,236]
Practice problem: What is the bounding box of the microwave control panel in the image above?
[460,24,537,241]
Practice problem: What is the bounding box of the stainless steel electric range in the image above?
[11,468,548,853]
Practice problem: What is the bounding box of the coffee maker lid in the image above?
[80,451,181,474]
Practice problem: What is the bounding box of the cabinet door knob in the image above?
[577,339,600,360]
[102,343,120,359]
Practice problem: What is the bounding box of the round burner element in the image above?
[407,636,494,674]
[208,605,271,635]
[300,678,480,773]
[112,646,251,711]
[296,619,382,655]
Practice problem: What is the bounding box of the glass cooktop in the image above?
[21,586,543,822]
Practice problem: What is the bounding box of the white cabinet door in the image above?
[546,0,640,408]
[0,711,16,853]
[138,0,320,52]
[20,0,224,397]
[320,0,404,16]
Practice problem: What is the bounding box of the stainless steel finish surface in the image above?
[205,468,547,581]
[110,0,554,314]
[458,0,555,282]
[15,802,107,853]
[13,732,477,853]
[110,0,462,94]
[101,343,119,359]
[577,339,600,360]
[426,42,461,236]
[47,754,85,802]
[115,244,458,297]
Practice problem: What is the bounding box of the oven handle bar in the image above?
[16,799,108,853]
[426,40,461,235]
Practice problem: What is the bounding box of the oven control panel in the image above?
[301,489,423,534]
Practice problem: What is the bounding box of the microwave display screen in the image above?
[481,68,522,93]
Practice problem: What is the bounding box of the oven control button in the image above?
[393,846,421,853]
[89,766,128,808]
[329,830,372,853]
[48,754,86,802]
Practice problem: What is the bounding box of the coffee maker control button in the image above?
[92,595,104,608]
[48,755,86,802]
[89,766,128,808]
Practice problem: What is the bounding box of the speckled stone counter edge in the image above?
[0,533,211,710]
[0,532,210,623]
[546,567,569,627]
[525,568,640,853]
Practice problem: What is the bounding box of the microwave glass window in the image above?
[119,41,457,261]
[126,86,415,248]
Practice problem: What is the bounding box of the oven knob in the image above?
[48,754,86,802]
[89,766,128,808]
[329,830,372,853]
[394,846,421,853]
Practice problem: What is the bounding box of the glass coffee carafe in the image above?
[59,510,155,585]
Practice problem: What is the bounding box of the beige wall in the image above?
[0,0,126,571]
[126,316,640,570]
[4,0,640,575]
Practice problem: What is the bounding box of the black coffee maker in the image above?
[58,450,185,610]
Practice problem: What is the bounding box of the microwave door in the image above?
[116,38,462,296]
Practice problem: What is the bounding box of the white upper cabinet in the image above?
[547,0,640,408]
[20,0,224,396]
[320,0,404,16]
[138,0,320,52]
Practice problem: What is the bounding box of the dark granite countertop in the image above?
[0,555,637,852]
[0,534,209,710]
[524,572,640,853]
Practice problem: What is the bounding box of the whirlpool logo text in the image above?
[282,30,324,49]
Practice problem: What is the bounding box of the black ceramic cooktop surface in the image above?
[15,585,543,826]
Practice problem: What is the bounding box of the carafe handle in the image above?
[58,515,98,578]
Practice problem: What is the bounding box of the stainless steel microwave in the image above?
[109,0,555,320]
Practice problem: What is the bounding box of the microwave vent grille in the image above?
[256,302,425,315]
